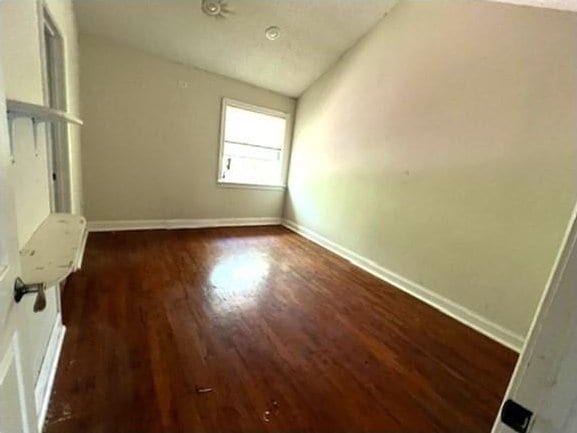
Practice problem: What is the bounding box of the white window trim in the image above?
[217,98,291,190]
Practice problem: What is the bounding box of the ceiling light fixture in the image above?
[201,0,231,19]
[265,26,281,41]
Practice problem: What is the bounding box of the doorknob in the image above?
[14,277,47,312]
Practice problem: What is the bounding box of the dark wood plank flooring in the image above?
[44,226,517,432]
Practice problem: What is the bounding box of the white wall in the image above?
[1,0,83,245]
[0,0,80,427]
[79,34,295,224]
[285,1,577,345]
[1,0,51,246]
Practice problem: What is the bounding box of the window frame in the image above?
[217,98,291,190]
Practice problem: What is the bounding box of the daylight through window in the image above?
[219,99,288,187]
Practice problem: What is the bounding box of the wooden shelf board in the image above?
[20,214,87,286]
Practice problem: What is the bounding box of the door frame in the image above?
[492,204,577,432]
[38,1,71,213]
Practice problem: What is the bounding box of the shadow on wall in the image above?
[282,0,577,348]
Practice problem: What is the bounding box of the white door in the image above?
[493,206,577,433]
[0,41,34,433]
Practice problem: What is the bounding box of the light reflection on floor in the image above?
[208,253,271,313]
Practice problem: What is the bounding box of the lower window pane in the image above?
[221,155,282,185]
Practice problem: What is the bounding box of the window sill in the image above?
[217,181,287,191]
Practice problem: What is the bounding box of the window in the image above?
[218,99,289,188]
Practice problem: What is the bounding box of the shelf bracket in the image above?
[6,115,43,162]
[7,114,16,164]
[6,99,83,163]
[32,118,40,157]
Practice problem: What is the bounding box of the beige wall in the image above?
[285,1,577,341]
[79,34,295,223]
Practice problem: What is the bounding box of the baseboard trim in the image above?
[35,313,66,431]
[88,217,283,232]
[282,219,524,352]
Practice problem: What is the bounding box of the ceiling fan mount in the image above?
[201,0,232,19]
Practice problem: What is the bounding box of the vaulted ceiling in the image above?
[74,0,577,97]
[74,0,399,97]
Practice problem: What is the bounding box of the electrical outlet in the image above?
[501,400,533,433]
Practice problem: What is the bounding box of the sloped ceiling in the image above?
[74,0,399,97]
[74,0,576,97]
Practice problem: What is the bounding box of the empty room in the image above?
[1,0,576,432]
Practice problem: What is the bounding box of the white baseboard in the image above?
[282,219,524,352]
[35,313,66,432]
[88,217,283,232]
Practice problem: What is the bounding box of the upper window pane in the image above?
[219,100,288,187]
[224,106,286,150]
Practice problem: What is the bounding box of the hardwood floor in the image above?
[45,226,517,433]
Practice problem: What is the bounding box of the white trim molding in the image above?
[487,0,577,12]
[0,264,8,282]
[282,219,524,352]
[35,313,66,432]
[88,217,283,232]
[217,97,292,189]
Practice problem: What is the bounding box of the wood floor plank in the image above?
[44,226,517,432]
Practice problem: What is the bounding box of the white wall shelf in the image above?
[6,99,83,126]
[6,99,83,163]
[20,214,87,286]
